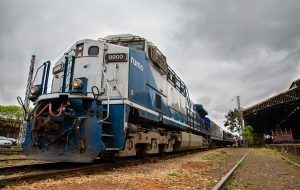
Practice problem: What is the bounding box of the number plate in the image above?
[105,53,127,62]
[52,63,64,74]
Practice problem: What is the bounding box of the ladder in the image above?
[99,105,119,150]
[98,69,124,150]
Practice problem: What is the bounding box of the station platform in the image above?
[266,144,300,156]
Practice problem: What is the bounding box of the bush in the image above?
[243,125,254,146]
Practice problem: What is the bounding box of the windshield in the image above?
[108,40,145,51]
[122,41,145,51]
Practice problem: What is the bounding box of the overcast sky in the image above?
[0,0,299,126]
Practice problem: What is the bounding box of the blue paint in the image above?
[128,48,195,131]
[102,104,126,149]
[128,50,176,120]
[128,49,148,106]
[138,108,160,122]
[163,117,187,130]
[204,117,211,131]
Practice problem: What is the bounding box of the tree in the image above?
[224,108,242,133]
[0,105,24,121]
[243,125,254,146]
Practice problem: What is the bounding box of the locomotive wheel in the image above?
[136,145,149,159]
[110,154,124,163]
[159,145,166,157]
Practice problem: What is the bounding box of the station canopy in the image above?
[243,78,300,139]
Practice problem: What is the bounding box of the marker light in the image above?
[30,85,40,95]
[72,79,83,89]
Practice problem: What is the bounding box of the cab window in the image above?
[88,46,99,56]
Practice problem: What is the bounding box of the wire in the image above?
[34,103,49,118]
[49,102,63,117]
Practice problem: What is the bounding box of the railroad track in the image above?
[0,158,155,186]
[281,156,300,168]
[0,162,68,175]
[0,158,28,162]
[0,148,220,186]
[212,151,249,190]
[0,161,104,186]
[0,149,24,155]
[0,162,112,183]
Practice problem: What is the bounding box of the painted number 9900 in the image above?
[105,53,127,62]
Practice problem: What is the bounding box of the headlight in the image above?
[72,79,83,89]
[30,85,40,95]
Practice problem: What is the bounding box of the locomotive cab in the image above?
[23,38,130,162]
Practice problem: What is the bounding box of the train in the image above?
[22,34,234,162]
[209,120,236,148]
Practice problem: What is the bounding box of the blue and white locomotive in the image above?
[23,34,227,163]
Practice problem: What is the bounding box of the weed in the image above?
[167,170,181,177]
[202,149,230,160]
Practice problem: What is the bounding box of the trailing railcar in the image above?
[223,130,235,146]
[209,120,224,147]
[22,34,213,162]
[207,119,235,148]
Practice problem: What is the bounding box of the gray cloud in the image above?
[1,0,299,126]
[168,0,300,125]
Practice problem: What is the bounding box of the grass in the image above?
[167,170,181,177]
[202,149,231,160]
[224,178,235,190]
[224,179,256,190]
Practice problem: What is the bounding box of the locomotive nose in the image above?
[23,97,105,163]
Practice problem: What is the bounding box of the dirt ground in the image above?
[3,148,299,190]
[3,148,246,190]
[223,148,300,190]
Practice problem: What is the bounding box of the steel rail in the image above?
[0,162,60,175]
[0,158,28,162]
[212,152,249,190]
[281,156,300,168]
[0,163,109,183]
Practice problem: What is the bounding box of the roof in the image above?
[289,78,300,89]
[242,78,300,134]
[243,78,300,116]
[103,34,144,42]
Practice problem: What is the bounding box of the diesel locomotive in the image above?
[22,34,234,162]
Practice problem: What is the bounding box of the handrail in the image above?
[100,70,110,122]
[61,56,69,92]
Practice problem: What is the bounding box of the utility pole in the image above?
[18,55,35,143]
[237,96,241,110]
[236,96,245,144]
